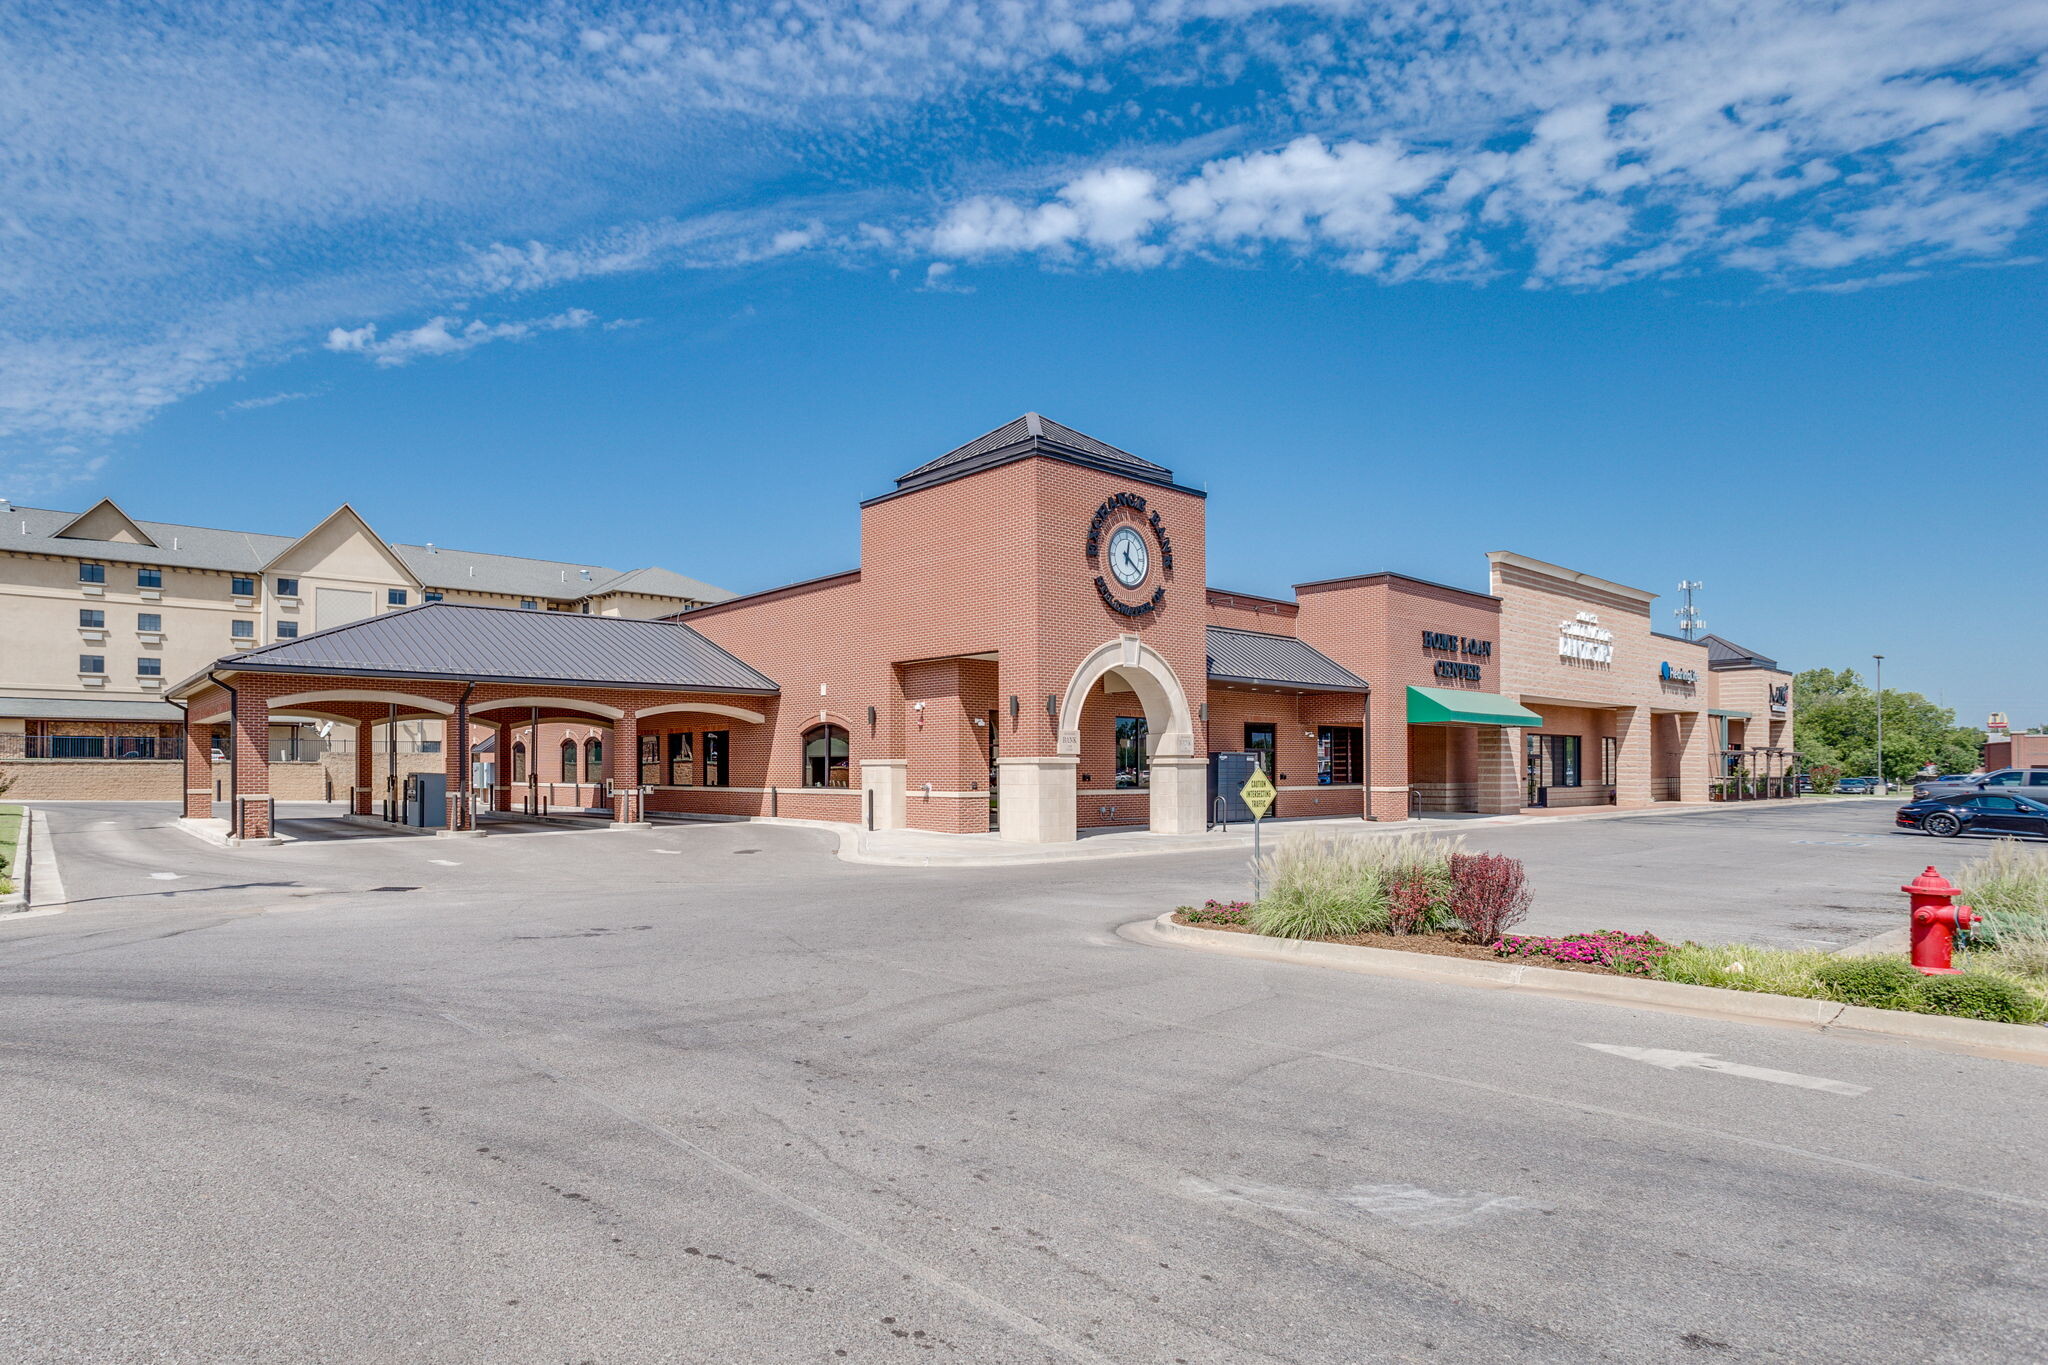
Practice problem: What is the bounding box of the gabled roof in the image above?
[891,413,1178,493]
[261,504,422,587]
[0,505,294,571]
[1206,627,1368,693]
[589,565,733,603]
[187,602,777,694]
[53,498,157,546]
[1698,633,1779,671]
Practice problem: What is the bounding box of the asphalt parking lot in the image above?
[3,799,2043,1363]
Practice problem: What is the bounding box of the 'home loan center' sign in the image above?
[1558,612,1614,664]
[1421,630,1492,681]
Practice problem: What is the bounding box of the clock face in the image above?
[1107,525,1150,588]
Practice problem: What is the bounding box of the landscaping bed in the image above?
[0,804,21,896]
[1178,829,2048,1027]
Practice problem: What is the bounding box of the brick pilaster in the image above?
[494,722,514,812]
[1613,705,1653,808]
[353,721,374,816]
[443,693,471,831]
[1475,725,1524,814]
[609,711,642,824]
[231,691,272,839]
[182,719,212,820]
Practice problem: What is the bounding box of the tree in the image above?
[1792,668,1985,781]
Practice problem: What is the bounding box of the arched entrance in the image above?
[1001,634,1203,842]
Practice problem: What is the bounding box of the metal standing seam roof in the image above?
[1698,633,1780,671]
[0,696,186,722]
[196,602,779,693]
[893,413,1178,491]
[1206,627,1369,692]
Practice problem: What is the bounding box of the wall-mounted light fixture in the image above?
[1199,702,1207,721]
[866,705,877,730]
[1008,695,1019,721]
[1045,694,1059,717]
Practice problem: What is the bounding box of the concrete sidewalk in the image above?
[662,796,1823,867]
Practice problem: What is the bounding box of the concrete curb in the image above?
[1128,912,2048,1064]
[171,817,284,848]
[0,805,31,911]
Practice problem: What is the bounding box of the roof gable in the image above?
[187,601,777,693]
[264,505,421,586]
[52,498,157,546]
[892,413,1177,493]
[1698,633,1779,670]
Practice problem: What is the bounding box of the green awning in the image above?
[1406,685,1544,728]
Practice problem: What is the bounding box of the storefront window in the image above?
[1116,716,1149,789]
[1601,736,1618,788]
[639,735,661,786]
[1318,726,1363,784]
[703,731,729,787]
[1244,723,1277,778]
[669,732,696,786]
[804,725,849,787]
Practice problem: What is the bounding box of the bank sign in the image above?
[1659,661,1698,685]
[1558,611,1614,664]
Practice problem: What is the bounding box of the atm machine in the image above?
[402,772,448,828]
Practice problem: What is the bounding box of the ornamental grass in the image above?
[1248,831,1465,939]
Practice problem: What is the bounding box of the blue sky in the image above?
[4,1,2044,726]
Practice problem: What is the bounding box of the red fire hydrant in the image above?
[1902,866,1977,975]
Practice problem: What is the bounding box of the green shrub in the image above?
[1814,956,1925,1010]
[1653,943,1831,998]
[1918,973,2042,1024]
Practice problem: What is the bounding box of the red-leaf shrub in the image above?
[1449,851,1530,943]
[1385,868,1437,935]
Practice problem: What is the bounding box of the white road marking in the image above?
[427,859,461,866]
[148,872,181,881]
[653,849,682,855]
[1182,1176,1536,1228]
[1584,1043,1869,1096]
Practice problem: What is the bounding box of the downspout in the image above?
[1362,682,1375,822]
[208,672,237,837]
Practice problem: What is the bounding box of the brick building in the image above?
[156,413,1795,842]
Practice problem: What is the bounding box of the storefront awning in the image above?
[1406,685,1544,728]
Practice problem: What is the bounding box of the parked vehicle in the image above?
[1836,776,1875,794]
[1896,791,2048,839]
[1912,767,2048,802]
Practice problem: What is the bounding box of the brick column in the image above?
[231,691,272,839]
[182,719,212,820]
[1613,705,1653,808]
[493,722,514,812]
[1676,711,1712,803]
[610,711,644,826]
[1475,725,1524,814]
[353,721,374,816]
[443,694,471,832]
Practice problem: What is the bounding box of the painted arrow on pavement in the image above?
[1583,1043,1869,1096]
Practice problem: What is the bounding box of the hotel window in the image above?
[423,592,442,603]
[137,658,162,677]
[231,576,256,596]
[79,609,105,628]
[277,622,299,638]
[521,599,537,611]
[387,589,408,607]
[276,577,299,597]
[137,568,162,588]
[703,731,730,787]
[584,737,603,784]
[79,654,105,673]
[79,563,106,584]
[137,613,162,632]
[418,739,442,754]
[511,742,527,783]
[803,724,849,788]
[560,739,578,782]
[668,732,696,787]
[1318,726,1363,784]
[1115,716,1150,789]
[231,619,255,639]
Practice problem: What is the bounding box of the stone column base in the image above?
[995,756,1080,843]
[1147,755,1210,835]
[860,759,908,831]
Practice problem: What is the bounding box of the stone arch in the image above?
[634,701,767,725]
[1055,635,1196,759]
[188,688,455,726]
[468,695,624,721]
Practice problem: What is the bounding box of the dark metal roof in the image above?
[1698,633,1779,671]
[0,696,185,722]
[1206,627,1369,693]
[199,603,778,693]
[892,413,1177,492]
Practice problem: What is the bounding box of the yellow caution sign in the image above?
[1240,767,1277,819]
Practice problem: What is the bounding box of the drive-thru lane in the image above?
[3,802,2042,1363]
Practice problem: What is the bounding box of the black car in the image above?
[1896,791,2048,839]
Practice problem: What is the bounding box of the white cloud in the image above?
[223,389,318,413]
[324,309,602,366]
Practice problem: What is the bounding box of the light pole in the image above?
[1873,654,1885,795]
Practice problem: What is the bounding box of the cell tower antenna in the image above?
[1674,580,1705,641]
